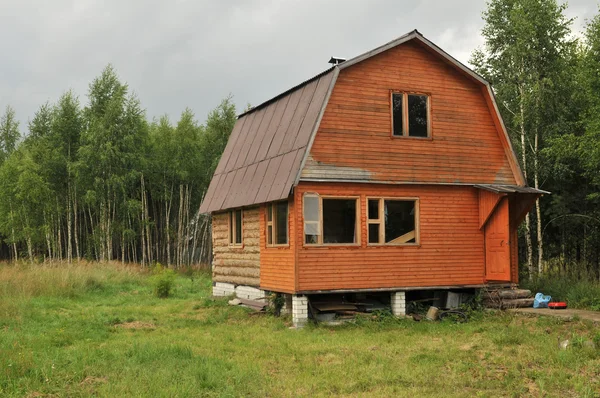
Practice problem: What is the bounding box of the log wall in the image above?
[212,207,260,287]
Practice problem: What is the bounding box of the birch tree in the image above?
[472,0,575,278]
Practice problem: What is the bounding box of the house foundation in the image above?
[212,282,266,301]
[292,295,309,328]
[391,291,406,316]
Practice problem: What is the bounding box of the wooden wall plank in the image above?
[259,197,296,293]
[302,41,518,185]
[293,182,486,291]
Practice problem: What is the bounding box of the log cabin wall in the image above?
[259,198,296,293]
[212,206,260,287]
[302,40,517,185]
[294,182,486,292]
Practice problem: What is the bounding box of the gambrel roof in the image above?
[199,30,527,213]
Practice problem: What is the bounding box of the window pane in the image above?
[305,233,319,244]
[305,222,319,244]
[408,94,428,137]
[323,199,356,244]
[275,202,288,244]
[304,222,319,235]
[368,223,380,244]
[384,200,416,244]
[267,204,272,222]
[235,209,242,244]
[392,93,403,136]
[368,199,379,220]
[267,225,273,245]
[229,211,233,244]
[304,195,319,222]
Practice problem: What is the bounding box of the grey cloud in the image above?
[0,0,597,131]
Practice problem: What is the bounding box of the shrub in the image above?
[151,265,176,298]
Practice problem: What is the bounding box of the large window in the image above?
[367,198,419,245]
[303,194,359,245]
[266,201,289,246]
[228,209,243,246]
[392,92,430,138]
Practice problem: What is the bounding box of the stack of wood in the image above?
[482,288,533,309]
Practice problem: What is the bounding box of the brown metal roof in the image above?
[200,30,533,214]
[199,68,338,213]
[474,184,549,195]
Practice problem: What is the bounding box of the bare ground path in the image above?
[508,307,600,322]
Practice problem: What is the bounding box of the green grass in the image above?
[523,272,600,310]
[1,263,600,397]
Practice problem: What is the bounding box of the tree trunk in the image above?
[73,183,80,260]
[519,83,534,280]
[67,183,73,263]
[140,176,147,267]
[177,184,184,268]
[166,183,173,266]
[144,182,152,265]
[534,132,543,275]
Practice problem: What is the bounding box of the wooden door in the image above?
[485,197,511,281]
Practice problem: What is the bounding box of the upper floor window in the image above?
[392,92,430,138]
[229,209,243,246]
[367,198,419,245]
[303,194,359,245]
[267,201,289,246]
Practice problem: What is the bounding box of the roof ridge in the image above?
[237,67,335,118]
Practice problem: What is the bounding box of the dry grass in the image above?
[0,261,146,299]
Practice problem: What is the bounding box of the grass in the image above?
[1,263,600,397]
[522,271,600,310]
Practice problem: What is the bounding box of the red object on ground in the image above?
[548,302,568,310]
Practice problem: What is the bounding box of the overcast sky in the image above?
[0,0,597,131]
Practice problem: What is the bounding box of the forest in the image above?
[0,67,235,266]
[0,0,599,282]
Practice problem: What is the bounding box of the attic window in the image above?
[392,92,430,138]
[367,198,419,245]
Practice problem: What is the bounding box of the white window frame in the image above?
[303,193,361,246]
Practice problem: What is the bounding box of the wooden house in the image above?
[199,30,546,326]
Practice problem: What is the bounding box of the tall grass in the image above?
[522,262,600,310]
[0,261,146,299]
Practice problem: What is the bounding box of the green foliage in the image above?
[266,292,285,316]
[474,0,600,277]
[0,105,20,164]
[151,264,176,298]
[0,65,236,265]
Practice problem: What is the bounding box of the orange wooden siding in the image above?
[479,190,504,229]
[302,40,517,185]
[259,198,296,293]
[293,182,486,292]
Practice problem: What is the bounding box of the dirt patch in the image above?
[26,392,57,398]
[459,343,474,351]
[114,321,155,330]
